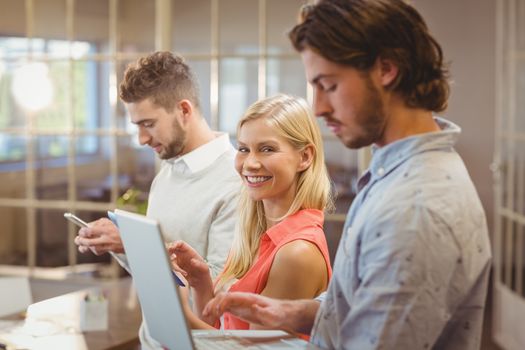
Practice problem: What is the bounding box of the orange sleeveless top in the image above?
[223,209,332,330]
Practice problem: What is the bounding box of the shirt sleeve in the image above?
[340,203,461,349]
[204,189,238,279]
[315,291,327,303]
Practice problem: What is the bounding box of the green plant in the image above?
[116,188,148,215]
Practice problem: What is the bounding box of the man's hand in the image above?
[74,218,124,255]
[203,292,320,334]
[203,292,288,329]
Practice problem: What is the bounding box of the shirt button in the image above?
[377,167,385,176]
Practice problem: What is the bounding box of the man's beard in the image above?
[344,74,387,149]
[159,118,187,159]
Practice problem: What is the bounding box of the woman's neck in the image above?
[263,197,295,229]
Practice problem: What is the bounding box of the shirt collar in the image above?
[367,116,460,181]
[167,132,232,174]
[264,209,324,246]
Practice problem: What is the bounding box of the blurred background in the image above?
[0,0,358,272]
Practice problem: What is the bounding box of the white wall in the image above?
[414,0,496,233]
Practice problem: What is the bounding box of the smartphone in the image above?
[64,212,89,228]
[172,271,186,287]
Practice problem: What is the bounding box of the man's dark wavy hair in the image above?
[289,0,449,112]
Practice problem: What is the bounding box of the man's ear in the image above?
[297,144,315,172]
[377,57,399,88]
[177,99,194,124]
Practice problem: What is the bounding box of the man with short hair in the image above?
[203,1,491,349]
[75,51,240,349]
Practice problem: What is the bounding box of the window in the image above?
[0,37,98,164]
[0,0,359,272]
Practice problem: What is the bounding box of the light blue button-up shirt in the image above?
[311,117,491,349]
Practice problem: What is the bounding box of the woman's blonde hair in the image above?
[215,94,333,291]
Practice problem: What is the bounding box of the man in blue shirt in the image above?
[203,0,492,349]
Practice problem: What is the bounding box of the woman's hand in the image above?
[167,240,216,318]
[167,240,211,289]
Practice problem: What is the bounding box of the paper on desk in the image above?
[25,290,83,334]
[0,277,32,317]
[0,332,35,349]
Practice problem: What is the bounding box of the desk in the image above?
[0,277,141,350]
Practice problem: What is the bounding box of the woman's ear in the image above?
[297,144,315,172]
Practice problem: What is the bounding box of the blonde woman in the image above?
[169,94,333,331]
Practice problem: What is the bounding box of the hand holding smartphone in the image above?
[64,212,89,228]
[65,211,185,286]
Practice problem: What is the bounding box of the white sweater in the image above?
[146,148,240,277]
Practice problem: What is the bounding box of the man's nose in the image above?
[138,128,151,146]
[314,90,330,118]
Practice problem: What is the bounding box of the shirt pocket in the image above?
[342,226,357,257]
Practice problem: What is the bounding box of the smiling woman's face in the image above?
[235,118,304,209]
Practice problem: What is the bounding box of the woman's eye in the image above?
[261,147,274,152]
[238,147,249,153]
